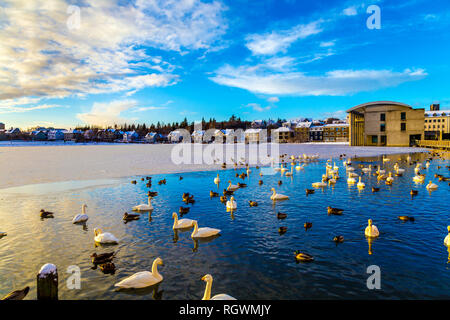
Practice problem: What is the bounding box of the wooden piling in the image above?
[37,263,58,300]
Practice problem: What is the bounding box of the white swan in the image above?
[72,204,89,224]
[357,177,365,189]
[201,274,236,300]
[444,226,450,247]
[413,175,425,183]
[214,174,220,184]
[132,196,153,212]
[382,155,390,162]
[172,212,196,229]
[270,188,289,200]
[426,181,438,190]
[346,166,355,172]
[191,221,221,238]
[347,176,356,184]
[362,165,372,173]
[226,196,237,210]
[284,166,293,176]
[227,181,239,191]
[312,180,327,188]
[115,257,163,289]
[376,168,386,175]
[94,228,119,244]
[295,163,305,170]
[365,219,379,238]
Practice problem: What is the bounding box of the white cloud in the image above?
[245,103,272,112]
[211,65,427,96]
[0,104,64,114]
[267,97,279,103]
[0,0,227,103]
[320,40,335,47]
[245,20,323,55]
[77,100,139,126]
[342,6,358,16]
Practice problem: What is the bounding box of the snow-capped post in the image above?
[37,263,58,300]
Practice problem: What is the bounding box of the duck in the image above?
[115,257,164,289]
[278,180,283,186]
[444,226,450,247]
[426,181,438,190]
[277,212,287,219]
[398,216,415,222]
[294,251,314,262]
[372,187,380,192]
[210,190,219,197]
[172,212,195,229]
[91,252,115,264]
[1,287,30,300]
[270,188,289,201]
[227,181,240,191]
[306,189,315,195]
[333,235,344,243]
[304,222,312,230]
[191,221,221,238]
[220,195,228,203]
[223,189,234,196]
[72,204,89,224]
[131,180,137,184]
[148,191,158,197]
[94,228,119,244]
[40,209,54,218]
[364,219,379,238]
[248,201,258,207]
[183,196,195,204]
[258,180,263,185]
[226,197,237,210]
[278,227,287,235]
[0,231,6,237]
[158,179,166,185]
[123,212,140,221]
[327,207,344,215]
[179,206,190,215]
[357,177,365,189]
[410,189,418,196]
[201,274,236,300]
[99,262,116,274]
[132,196,153,212]
[237,182,247,188]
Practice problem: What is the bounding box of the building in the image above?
[309,125,323,141]
[0,122,5,130]
[30,130,48,141]
[347,101,424,147]
[144,132,162,143]
[424,104,450,140]
[123,131,139,142]
[97,129,118,142]
[272,127,293,143]
[83,130,95,141]
[294,122,312,142]
[6,128,21,138]
[64,129,83,141]
[323,123,349,142]
[47,129,65,140]
[244,128,263,143]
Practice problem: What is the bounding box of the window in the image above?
[371,135,378,144]
[401,112,406,121]
[380,113,385,121]
[401,123,406,131]
[380,123,386,132]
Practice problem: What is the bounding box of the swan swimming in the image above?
[201,274,236,300]
[444,226,450,247]
[132,196,153,212]
[365,219,379,238]
[115,257,163,289]
[227,181,240,191]
[226,196,237,210]
[191,221,221,238]
[284,166,294,176]
[270,188,289,200]
[94,228,119,244]
[172,212,196,229]
[72,204,89,224]
[426,181,438,190]
[357,177,365,189]
[214,174,220,184]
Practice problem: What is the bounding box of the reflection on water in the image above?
[1,152,450,300]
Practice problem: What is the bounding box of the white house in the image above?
[272,127,293,143]
[144,132,162,143]
[244,128,263,143]
[168,130,186,143]
[47,129,66,140]
[123,131,139,142]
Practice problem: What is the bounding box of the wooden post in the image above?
[37,263,58,300]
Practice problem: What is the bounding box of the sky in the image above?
[0,0,449,129]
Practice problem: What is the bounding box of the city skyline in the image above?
[1,0,449,129]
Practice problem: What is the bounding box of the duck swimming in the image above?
[410,189,418,196]
[179,206,190,215]
[372,187,380,192]
[210,190,219,197]
[304,222,312,230]
[99,262,116,274]
[306,189,315,195]
[40,209,54,218]
[277,212,287,219]
[278,226,287,235]
[248,201,258,207]
[333,235,344,243]
[220,195,227,203]
[91,252,115,264]
[398,216,415,222]
[1,287,30,300]
[294,251,314,262]
[123,212,140,221]
[201,274,236,300]
[327,207,344,215]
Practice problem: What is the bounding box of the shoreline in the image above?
[0,143,428,189]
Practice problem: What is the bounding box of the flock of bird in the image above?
[1,150,450,300]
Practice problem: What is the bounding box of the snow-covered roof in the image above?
[295,122,312,128]
[323,123,349,128]
[273,127,293,132]
[425,110,450,117]
[244,128,262,133]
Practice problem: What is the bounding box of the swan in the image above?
[413,175,425,183]
[226,196,237,210]
[214,174,220,184]
[280,165,288,173]
[357,177,365,189]
[347,175,356,184]
[132,196,153,212]
[270,188,289,200]
[333,162,339,171]
[346,166,355,172]
[444,226,450,247]
[382,155,390,162]
[312,180,327,188]
[426,181,438,190]
[328,176,336,185]
[172,212,196,229]
[386,172,394,183]
[426,161,430,168]
[227,181,239,191]
[284,166,293,176]
[365,219,379,238]
[72,204,89,224]
[296,163,305,170]
[376,168,386,175]
[115,257,163,289]
[201,274,236,300]
[362,165,372,173]
[94,228,119,244]
[191,221,221,238]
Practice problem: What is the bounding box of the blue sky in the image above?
[0,0,449,129]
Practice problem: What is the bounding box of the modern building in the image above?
[272,127,293,143]
[424,104,450,140]
[244,128,263,143]
[309,125,323,142]
[347,101,424,147]
[294,122,312,142]
[323,123,349,142]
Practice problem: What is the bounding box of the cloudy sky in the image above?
[0,0,449,129]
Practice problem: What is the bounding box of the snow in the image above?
[38,263,57,278]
